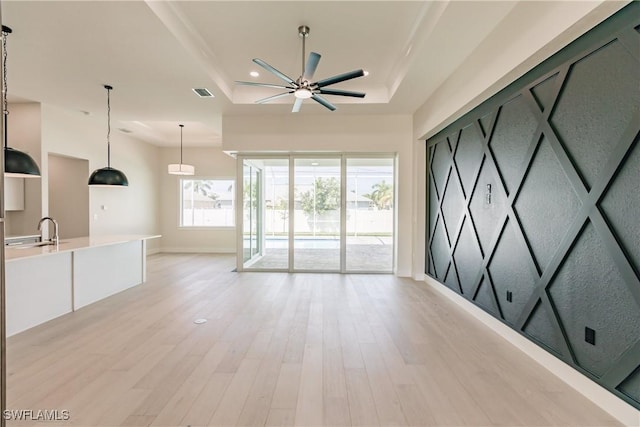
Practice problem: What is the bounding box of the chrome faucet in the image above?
[38,217,59,245]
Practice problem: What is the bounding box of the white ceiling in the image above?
[2,1,521,147]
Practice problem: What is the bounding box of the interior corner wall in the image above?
[4,103,42,237]
[159,146,237,253]
[48,154,90,239]
[40,103,161,237]
[425,3,640,413]
[412,0,629,143]
[222,113,414,277]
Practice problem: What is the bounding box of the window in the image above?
[180,179,235,227]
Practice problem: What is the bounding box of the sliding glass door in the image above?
[294,158,341,271]
[242,160,262,266]
[242,158,289,270]
[238,154,395,273]
[346,158,394,271]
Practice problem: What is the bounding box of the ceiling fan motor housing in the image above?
[298,25,310,38]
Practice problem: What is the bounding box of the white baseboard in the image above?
[159,246,235,254]
[424,275,640,427]
[146,247,161,255]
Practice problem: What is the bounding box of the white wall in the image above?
[159,146,237,253]
[413,0,628,141]
[4,103,42,237]
[223,114,414,277]
[40,103,161,238]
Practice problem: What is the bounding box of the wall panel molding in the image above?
[426,3,640,409]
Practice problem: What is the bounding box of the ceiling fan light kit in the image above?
[236,25,366,112]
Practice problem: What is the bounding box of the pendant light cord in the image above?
[2,27,9,150]
[105,85,112,168]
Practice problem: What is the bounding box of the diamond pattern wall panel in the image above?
[530,73,559,112]
[443,265,461,293]
[488,220,539,326]
[548,222,640,377]
[452,219,483,297]
[430,140,451,197]
[430,218,450,280]
[425,3,640,409]
[454,124,484,196]
[550,40,639,190]
[441,177,464,243]
[618,367,640,404]
[469,161,507,255]
[490,95,540,195]
[478,114,493,138]
[523,301,565,356]
[600,139,640,273]
[514,137,581,272]
[474,278,499,317]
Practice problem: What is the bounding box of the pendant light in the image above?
[167,124,194,175]
[88,85,128,186]
[2,25,41,178]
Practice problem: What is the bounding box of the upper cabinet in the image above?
[5,177,25,211]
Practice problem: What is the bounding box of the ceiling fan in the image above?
[236,25,366,112]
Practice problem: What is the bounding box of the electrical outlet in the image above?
[585,327,596,345]
[506,290,513,303]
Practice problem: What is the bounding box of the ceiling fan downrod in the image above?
[298,25,310,78]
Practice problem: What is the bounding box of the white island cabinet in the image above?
[5,235,160,336]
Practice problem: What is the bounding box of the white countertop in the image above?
[5,234,161,262]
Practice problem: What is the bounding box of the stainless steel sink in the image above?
[10,241,67,249]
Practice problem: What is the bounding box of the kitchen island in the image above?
[4,234,160,336]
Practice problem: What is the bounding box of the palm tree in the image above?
[183,180,219,224]
[364,180,393,210]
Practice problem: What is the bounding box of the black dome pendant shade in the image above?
[88,166,128,186]
[3,25,41,178]
[5,147,41,177]
[88,85,128,187]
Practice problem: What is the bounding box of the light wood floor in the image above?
[7,253,621,426]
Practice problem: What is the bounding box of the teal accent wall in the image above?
[425,3,640,409]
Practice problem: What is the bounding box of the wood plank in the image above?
[209,358,262,426]
[3,254,623,427]
[345,368,380,426]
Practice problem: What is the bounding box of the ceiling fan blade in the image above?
[318,88,366,98]
[236,81,294,90]
[292,98,303,113]
[256,91,294,104]
[311,94,336,111]
[314,69,365,88]
[303,52,321,81]
[253,58,296,85]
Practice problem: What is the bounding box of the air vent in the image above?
[192,88,214,98]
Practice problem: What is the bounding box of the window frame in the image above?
[178,177,236,229]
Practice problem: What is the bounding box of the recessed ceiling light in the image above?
[250,71,260,77]
[363,70,369,77]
